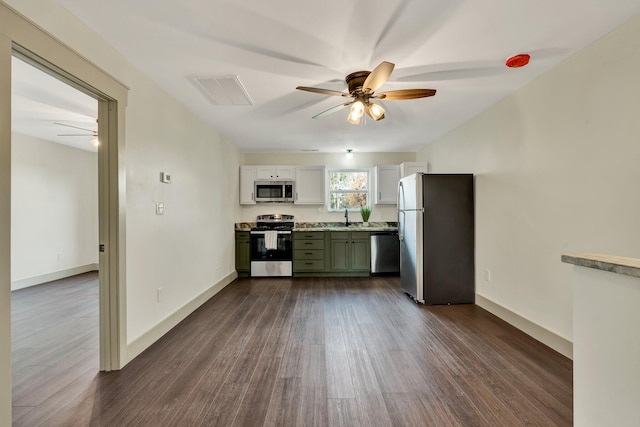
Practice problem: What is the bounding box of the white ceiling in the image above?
[17,0,640,153]
[12,56,98,152]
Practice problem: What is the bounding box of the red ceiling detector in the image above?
[506,54,531,68]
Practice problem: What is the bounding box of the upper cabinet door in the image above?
[400,161,428,178]
[239,166,256,205]
[375,165,401,205]
[255,166,295,181]
[295,166,325,205]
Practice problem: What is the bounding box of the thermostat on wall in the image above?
[160,172,172,183]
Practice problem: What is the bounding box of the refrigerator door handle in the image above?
[396,181,403,225]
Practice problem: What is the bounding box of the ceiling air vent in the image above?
[188,75,254,106]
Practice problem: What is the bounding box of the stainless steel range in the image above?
[250,214,294,277]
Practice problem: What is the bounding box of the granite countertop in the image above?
[561,253,640,279]
[235,221,398,232]
[295,223,398,232]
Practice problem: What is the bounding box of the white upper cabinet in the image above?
[295,166,325,205]
[400,161,428,178]
[239,166,256,205]
[375,165,401,205]
[255,166,295,181]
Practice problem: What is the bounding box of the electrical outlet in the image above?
[157,287,163,303]
[155,202,164,215]
[57,252,62,261]
[484,269,491,282]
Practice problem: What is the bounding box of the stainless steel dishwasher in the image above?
[370,231,400,275]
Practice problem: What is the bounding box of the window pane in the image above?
[330,192,368,210]
[329,171,368,191]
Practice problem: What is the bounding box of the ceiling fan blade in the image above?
[312,101,354,119]
[296,86,351,97]
[375,88,436,100]
[54,122,97,133]
[362,61,395,93]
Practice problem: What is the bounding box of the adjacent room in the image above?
[1,1,640,426]
[10,54,100,419]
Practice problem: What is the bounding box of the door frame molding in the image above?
[0,3,129,376]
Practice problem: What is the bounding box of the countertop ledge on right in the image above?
[561,253,640,279]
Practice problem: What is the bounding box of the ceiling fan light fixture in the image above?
[91,138,100,148]
[346,149,354,159]
[368,102,385,121]
[347,101,364,124]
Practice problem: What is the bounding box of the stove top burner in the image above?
[256,214,294,223]
[252,223,294,231]
[253,214,294,231]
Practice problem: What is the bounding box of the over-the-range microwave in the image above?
[254,181,295,203]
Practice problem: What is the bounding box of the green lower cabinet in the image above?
[277,230,372,277]
[329,237,349,271]
[235,231,250,277]
[293,232,326,276]
[328,231,370,276]
[350,236,371,271]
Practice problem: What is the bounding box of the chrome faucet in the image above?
[344,208,350,226]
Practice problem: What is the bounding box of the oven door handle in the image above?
[250,230,292,235]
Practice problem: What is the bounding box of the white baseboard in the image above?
[11,263,99,290]
[125,271,238,364]
[475,294,573,360]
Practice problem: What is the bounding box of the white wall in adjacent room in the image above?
[11,132,98,290]
[417,13,640,350]
[242,152,417,223]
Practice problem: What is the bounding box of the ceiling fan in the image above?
[55,122,100,148]
[296,61,436,124]
[54,122,98,137]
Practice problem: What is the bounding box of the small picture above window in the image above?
[328,169,369,211]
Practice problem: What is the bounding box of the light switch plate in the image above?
[160,172,172,183]
[155,202,164,215]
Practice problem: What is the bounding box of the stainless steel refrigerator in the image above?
[397,173,474,304]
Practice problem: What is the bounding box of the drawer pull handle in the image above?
[305,262,313,265]
[305,252,313,255]
[305,242,313,245]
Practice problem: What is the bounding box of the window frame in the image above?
[327,168,370,212]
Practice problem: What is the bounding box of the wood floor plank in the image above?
[263,377,303,426]
[327,398,365,427]
[12,275,573,426]
[326,350,356,399]
[231,356,281,427]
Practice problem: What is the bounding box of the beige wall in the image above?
[242,152,416,223]
[417,13,640,348]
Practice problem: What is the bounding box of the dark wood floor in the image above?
[12,274,572,426]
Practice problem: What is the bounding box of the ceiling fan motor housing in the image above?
[345,71,371,94]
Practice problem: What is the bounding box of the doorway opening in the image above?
[9,44,122,375]
[10,54,101,415]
